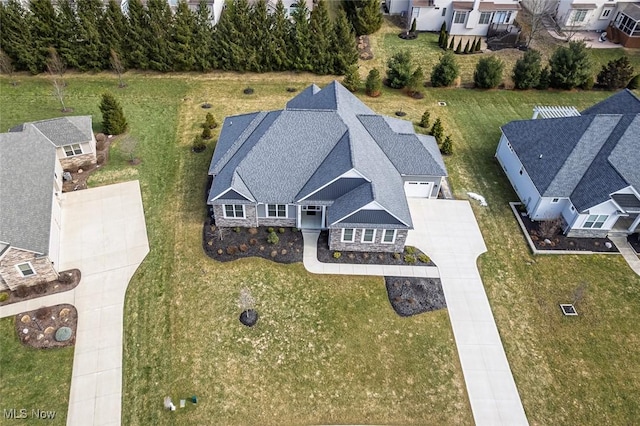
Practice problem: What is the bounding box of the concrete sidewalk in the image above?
[610,237,640,276]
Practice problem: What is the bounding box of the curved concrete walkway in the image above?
[0,181,149,426]
[610,237,640,276]
[302,199,528,425]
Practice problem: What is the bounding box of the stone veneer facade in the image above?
[212,204,258,228]
[328,228,408,253]
[0,248,58,291]
[566,228,609,238]
[59,153,97,172]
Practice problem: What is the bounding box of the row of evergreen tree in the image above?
[0,0,358,75]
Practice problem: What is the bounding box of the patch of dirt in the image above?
[385,276,446,317]
[316,231,436,266]
[202,218,303,264]
[15,304,77,349]
[0,269,81,306]
[628,233,640,254]
[357,35,374,60]
[518,211,618,253]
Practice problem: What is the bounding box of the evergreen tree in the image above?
[441,135,453,155]
[410,18,416,33]
[475,37,481,51]
[386,50,413,89]
[204,112,218,128]
[442,32,449,51]
[474,56,504,89]
[512,49,542,90]
[268,0,291,71]
[455,39,462,54]
[171,0,196,72]
[76,0,106,71]
[331,8,358,75]
[310,0,332,75]
[597,56,634,90]
[290,2,312,72]
[430,118,444,144]
[470,38,477,52]
[56,0,80,70]
[355,0,383,35]
[101,0,128,69]
[549,41,592,90]
[430,52,459,87]
[0,1,38,73]
[627,74,640,90]
[250,0,271,72]
[463,39,470,54]
[125,0,149,69]
[146,0,174,71]
[407,66,424,95]
[193,0,214,71]
[211,1,234,70]
[202,125,212,139]
[438,22,446,46]
[365,68,382,96]
[232,0,257,72]
[29,0,57,72]
[448,36,455,50]
[419,110,430,128]
[342,65,361,92]
[100,93,128,135]
[537,66,550,89]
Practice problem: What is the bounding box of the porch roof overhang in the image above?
[570,3,598,10]
[620,3,640,21]
[452,1,473,11]
[478,2,521,11]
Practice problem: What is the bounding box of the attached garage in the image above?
[404,181,433,198]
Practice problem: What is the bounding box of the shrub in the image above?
[410,18,416,33]
[539,218,563,239]
[431,118,444,144]
[438,22,447,47]
[201,126,212,140]
[58,271,73,284]
[448,36,455,50]
[365,68,382,97]
[0,292,8,302]
[549,41,592,90]
[463,39,470,54]
[33,281,48,294]
[234,227,241,233]
[474,56,504,89]
[441,32,449,51]
[35,306,51,320]
[99,92,128,135]
[441,135,453,155]
[14,285,29,298]
[628,74,640,89]
[404,246,416,254]
[597,56,634,90]
[226,246,238,255]
[192,135,206,151]
[418,253,431,263]
[333,251,342,259]
[267,231,279,244]
[204,112,218,129]
[475,37,481,52]
[393,253,401,260]
[239,244,248,252]
[386,50,413,89]
[278,228,285,234]
[407,66,424,96]
[267,227,274,233]
[404,254,416,263]
[343,65,361,92]
[537,66,551,89]
[419,110,430,128]
[512,49,542,90]
[430,53,459,87]
[249,238,258,245]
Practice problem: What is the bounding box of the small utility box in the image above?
[560,304,578,316]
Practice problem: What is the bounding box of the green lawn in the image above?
[1,68,639,425]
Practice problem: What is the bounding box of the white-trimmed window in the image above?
[362,229,376,243]
[571,9,588,24]
[479,12,492,25]
[341,228,355,243]
[584,214,608,229]
[267,204,287,218]
[453,11,467,24]
[600,8,612,19]
[16,262,35,277]
[552,198,559,203]
[223,204,245,218]
[382,229,396,244]
[63,144,83,157]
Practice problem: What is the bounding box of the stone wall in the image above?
[328,228,408,253]
[566,228,609,238]
[60,153,96,171]
[257,218,297,228]
[212,204,258,228]
[0,248,58,291]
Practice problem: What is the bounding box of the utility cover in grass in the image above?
[385,277,446,317]
[240,309,258,327]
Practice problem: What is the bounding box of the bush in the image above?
[33,281,48,294]
[404,246,416,254]
[278,228,285,234]
[404,254,416,263]
[455,39,462,54]
[448,36,455,50]
[419,110,430,128]
[239,244,248,252]
[463,39,470,54]
[597,56,634,90]
[628,74,640,89]
[249,238,258,245]
[192,135,206,152]
[333,251,342,259]
[407,66,424,96]
[441,135,453,155]
[393,253,401,260]
[201,126,212,140]
[0,292,8,302]
[431,118,444,144]
[35,306,51,320]
[267,231,279,245]
[365,68,382,97]
[537,66,551,89]
[386,50,413,89]
[204,112,218,129]
[343,65,361,92]
[474,56,504,89]
[226,246,238,255]
[234,227,241,233]
[14,285,29,298]
[512,49,542,90]
[58,271,73,284]
[267,227,274,233]
[430,53,459,87]
[549,41,592,90]
[410,18,416,33]
[99,92,128,135]
[418,253,431,263]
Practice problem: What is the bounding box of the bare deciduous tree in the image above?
[0,49,17,86]
[560,11,582,42]
[110,49,126,88]
[238,287,255,313]
[521,0,556,47]
[539,217,563,239]
[118,134,138,163]
[47,47,70,112]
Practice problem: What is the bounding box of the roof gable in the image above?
[581,89,640,115]
[30,116,93,146]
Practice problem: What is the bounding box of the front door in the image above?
[299,205,325,229]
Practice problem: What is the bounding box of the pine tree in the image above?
[125,0,149,69]
[250,0,271,72]
[441,135,453,155]
[56,0,80,70]
[100,93,128,135]
[29,0,57,72]
[233,0,257,72]
[365,68,382,96]
[386,50,413,89]
[310,0,332,75]
[407,66,424,95]
[193,0,214,71]
[463,39,470,54]
[290,2,312,72]
[438,22,447,47]
[202,126,212,139]
[549,41,592,90]
[204,112,218,128]
[211,1,233,70]
[331,8,358,75]
[431,52,459,87]
[146,0,173,71]
[76,0,106,71]
[410,18,417,33]
[268,0,291,71]
[512,48,542,89]
[101,1,128,70]
[474,56,504,89]
[470,38,477,52]
[419,110,430,128]
[455,39,462,54]
[475,37,481,52]
[597,56,635,90]
[430,118,444,144]
[355,0,383,36]
[448,36,455,50]
[171,1,196,72]
[342,65,361,92]
[0,1,38,73]
[442,32,449,51]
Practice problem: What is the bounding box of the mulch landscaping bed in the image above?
[628,233,640,254]
[385,276,446,317]
[517,210,618,253]
[316,231,436,266]
[0,269,81,307]
[15,304,77,349]
[356,35,373,60]
[62,133,114,192]
[202,218,303,263]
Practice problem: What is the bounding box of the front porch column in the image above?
[321,206,326,229]
[629,214,640,233]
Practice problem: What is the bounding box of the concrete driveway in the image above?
[406,198,528,426]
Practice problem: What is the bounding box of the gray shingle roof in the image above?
[209,81,448,228]
[502,90,640,212]
[0,125,57,254]
[30,116,93,146]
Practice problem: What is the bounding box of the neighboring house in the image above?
[207,81,448,253]
[259,0,314,18]
[496,90,640,238]
[386,0,520,36]
[0,116,97,291]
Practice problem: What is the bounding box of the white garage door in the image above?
[404,181,432,198]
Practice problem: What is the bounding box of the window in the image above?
[267,204,287,218]
[600,8,612,19]
[341,228,355,242]
[571,9,588,24]
[16,262,35,277]
[361,229,376,243]
[223,204,245,218]
[616,13,640,37]
[584,214,608,229]
[442,7,446,17]
[479,12,492,25]
[382,229,396,244]
[453,11,466,24]
[552,198,559,203]
[63,144,82,157]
